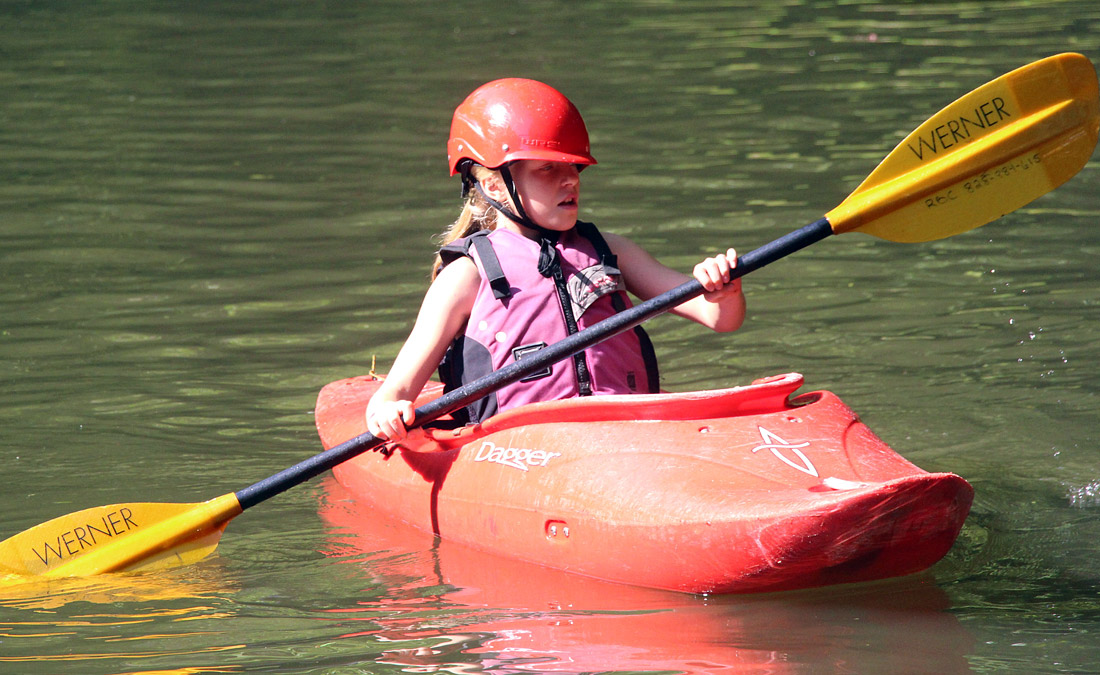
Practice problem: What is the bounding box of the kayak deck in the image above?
[315,373,972,594]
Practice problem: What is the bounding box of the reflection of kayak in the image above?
[318,476,975,674]
[315,373,973,594]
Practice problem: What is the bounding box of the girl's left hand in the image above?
[694,248,741,298]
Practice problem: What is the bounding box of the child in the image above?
[366,78,745,441]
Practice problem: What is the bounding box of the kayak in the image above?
[314,373,973,594]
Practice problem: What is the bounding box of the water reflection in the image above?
[0,567,233,611]
[0,565,241,670]
[318,477,973,673]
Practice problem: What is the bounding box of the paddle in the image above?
[2,53,1096,580]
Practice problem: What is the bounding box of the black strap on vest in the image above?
[440,230,512,300]
[544,243,594,396]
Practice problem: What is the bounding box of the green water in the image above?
[2,1,1099,672]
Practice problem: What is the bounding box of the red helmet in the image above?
[447,78,597,175]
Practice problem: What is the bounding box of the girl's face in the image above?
[508,160,581,233]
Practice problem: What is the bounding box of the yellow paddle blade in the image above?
[0,494,242,578]
[828,53,1100,242]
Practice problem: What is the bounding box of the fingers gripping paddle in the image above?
[2,53,1096,579]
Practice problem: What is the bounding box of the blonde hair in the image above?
[431,165,501,279]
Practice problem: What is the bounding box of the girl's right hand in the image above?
[366,399,415,441]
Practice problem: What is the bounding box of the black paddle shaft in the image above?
[235,217,834,510]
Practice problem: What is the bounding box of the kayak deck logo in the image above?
[473,440,560,471]
[752,426,818,477]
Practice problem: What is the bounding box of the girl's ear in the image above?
[479,171,511,205]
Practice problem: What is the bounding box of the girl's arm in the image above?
[604,232,746,333]
[366,257,480,440]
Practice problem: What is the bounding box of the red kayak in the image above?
[315,373,972,594]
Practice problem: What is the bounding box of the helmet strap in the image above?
[459,169,477,199]
[471,165,561,277]
[497,165,537,227]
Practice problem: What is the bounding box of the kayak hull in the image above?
[315,373,972,594]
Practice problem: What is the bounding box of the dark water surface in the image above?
[2,1,1099,672]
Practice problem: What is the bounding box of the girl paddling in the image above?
[367,78,745,441]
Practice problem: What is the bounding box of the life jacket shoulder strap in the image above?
[440,230,512,300]
[574,221,616,267]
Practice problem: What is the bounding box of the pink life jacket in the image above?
[438,222,659,423]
